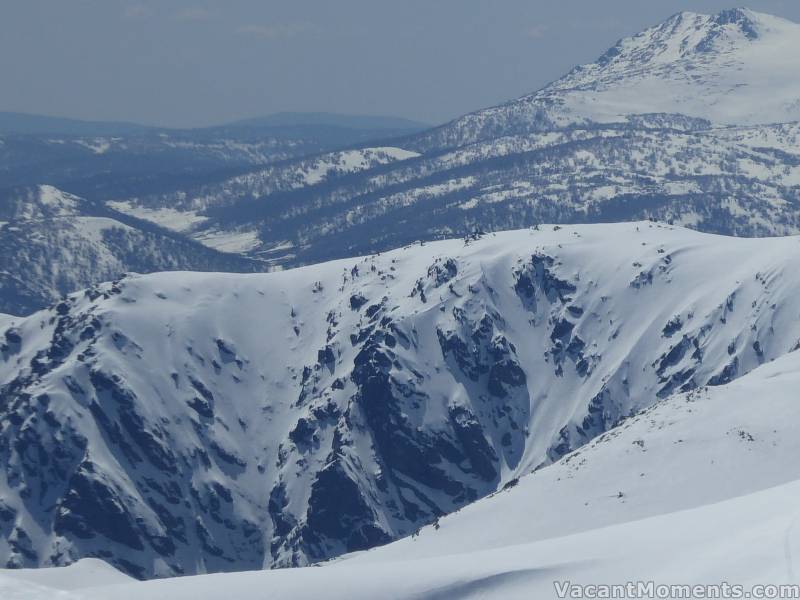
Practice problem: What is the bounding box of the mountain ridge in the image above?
[0,111,428,138]
[3,222,800,577]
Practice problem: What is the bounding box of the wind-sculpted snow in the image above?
[2,223,800,578]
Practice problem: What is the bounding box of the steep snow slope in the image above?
[352,349,800,562]
[0,185,263,315]
[9,349,800,599]
[2,223,800,578]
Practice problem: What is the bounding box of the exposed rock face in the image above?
[2,223,800,578]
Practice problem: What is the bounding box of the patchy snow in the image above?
[74,138,112,155]
[72,216,135,238]
[33,185,81,217]
[107,201,209,234]
[109,146,421,248]
[192,228,261,253]
[301,147,421,185]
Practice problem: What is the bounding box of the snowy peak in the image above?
[707,7,797,36]
[412,8,800,151]
[709,7,761,36]
[592,7,795,68]
[595,8,764,68]
[34,185,82,217]
[541,7,800,125]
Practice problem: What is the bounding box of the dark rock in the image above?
[54,462,145,551]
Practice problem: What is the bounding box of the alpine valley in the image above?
[3,7,800,600]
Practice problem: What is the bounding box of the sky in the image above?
[1,0,799,128]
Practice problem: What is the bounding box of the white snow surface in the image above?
[0,559,131,597]
[7,186,84,221]
[191,227,262,253]
[6,339,800,598]
[106,202,209,234]
[36,186,80,214]
[301,147,419,185]
[73,139,112,155]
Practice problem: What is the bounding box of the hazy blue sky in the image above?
[1,1,798,127]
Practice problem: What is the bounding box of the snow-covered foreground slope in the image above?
[0,558,132,598]
[8,348,800,599]
[3,222,800,578]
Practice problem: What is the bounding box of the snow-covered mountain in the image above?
[0,185,262,315]
[6,315,800,598]
[109,9,800,268]
[416,8,800,149]
[3,222,800,578]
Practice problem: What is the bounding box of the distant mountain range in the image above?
[0,108,428,314]
[110,8,800,271]
[219,112,429,132]
[0,111,428,138]
[5,10,800,312]
[0,111,429,210]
